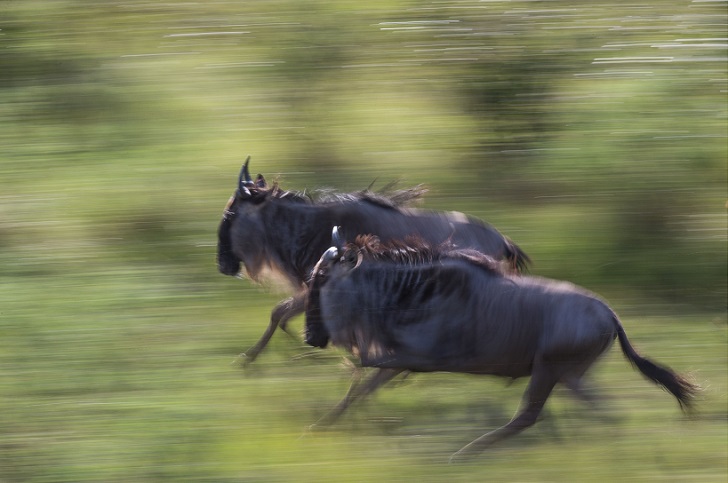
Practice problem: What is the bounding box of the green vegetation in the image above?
[1,1,725,481]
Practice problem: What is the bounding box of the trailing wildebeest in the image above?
[217,157,529,364]
[304,228,698,460]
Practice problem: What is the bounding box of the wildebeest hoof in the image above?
[306,422,329,433]
[231,352,253,368]
[448,448,477,464]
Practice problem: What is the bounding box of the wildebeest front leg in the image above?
[236,292,306,366]
[449,363,560,462]
[311,368,404,428]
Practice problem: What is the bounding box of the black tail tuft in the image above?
[615,320,699,411]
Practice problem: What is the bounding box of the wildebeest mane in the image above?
[347,234,507,276]
[254,180,428,210]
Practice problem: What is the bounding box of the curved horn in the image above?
[331,226,344,252]
[238,155,253,191]
[321,226,344,262]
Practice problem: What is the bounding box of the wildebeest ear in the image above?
[343,249,363,269]
[255,174,266,188]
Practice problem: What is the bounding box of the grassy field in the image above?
[1,269,725,481]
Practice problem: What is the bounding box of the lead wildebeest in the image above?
[305,229,698,460]
[217,157,529,364]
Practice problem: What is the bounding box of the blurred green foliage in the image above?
[0,1,726,481]
[2,0,725,305]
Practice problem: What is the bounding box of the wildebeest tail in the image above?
[613,316,698,411]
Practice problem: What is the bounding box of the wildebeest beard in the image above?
[216,197,241,277]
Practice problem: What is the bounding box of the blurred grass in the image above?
[1,289,726,481]
[1,0,726,481]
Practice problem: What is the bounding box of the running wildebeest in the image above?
[216,157,529,365]
[304,228,698,460]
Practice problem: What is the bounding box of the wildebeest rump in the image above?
[216,157,529,364]
[304,230,698,459]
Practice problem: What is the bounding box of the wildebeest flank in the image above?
[305,230,698,460]
[216,157,529,364]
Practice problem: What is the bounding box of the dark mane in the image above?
[348,235,506,275]
[259,181,428,209]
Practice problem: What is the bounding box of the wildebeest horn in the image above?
[331,226,344,252]
[238,155,253,191]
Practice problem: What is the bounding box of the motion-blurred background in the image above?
[1,1,726,481]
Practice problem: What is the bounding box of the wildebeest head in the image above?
[216,157,434,286]
[304,227,360,348]
[216,156,273,279]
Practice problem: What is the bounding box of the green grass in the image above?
[1,272,725,481]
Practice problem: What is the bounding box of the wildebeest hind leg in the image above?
[563,375,601,409]
[311,368,404,429]
[450,363,559,462]
[562,374,618,425]
[236,293,306,366]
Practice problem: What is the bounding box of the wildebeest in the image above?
[304,228,698,460]
[216,157,529,364]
